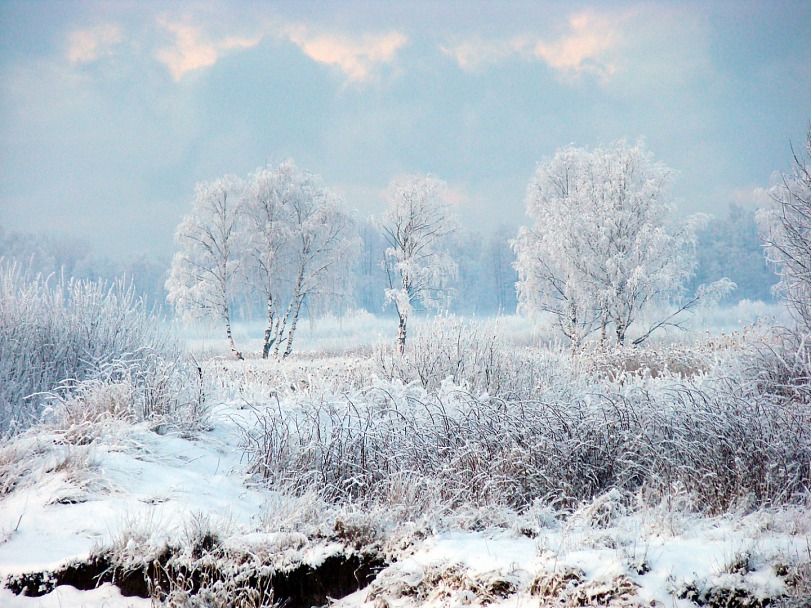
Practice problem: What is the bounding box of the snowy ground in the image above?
[0,408,811,608]
[2,396,809,607]
[1,308,809,607]
[2,399,808,607]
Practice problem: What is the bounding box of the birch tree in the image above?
[514,141,706,348]
[243,160,358,359]
[381,174,457,353]
[166,175,245,360]
[274,172,357,359]
[243,162,295,359]
[757,127,811,331]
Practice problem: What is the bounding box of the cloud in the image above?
[533,12,618,80]
[442,11,620,81]
[442,185,469,207]
[283,25,408,82]
[155,21,218,81]
[155,20,261,81]
[440,36,530,71]
[67,24,122,64]
[152,17,404,83]
[219,35,263,51]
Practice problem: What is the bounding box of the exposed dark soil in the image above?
[4,552,152,598]
[4,549,387,608]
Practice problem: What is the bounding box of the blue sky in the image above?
[1,0,809,257]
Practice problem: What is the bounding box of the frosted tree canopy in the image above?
[514,140,708,348]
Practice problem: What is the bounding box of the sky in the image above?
[1,0,810,259]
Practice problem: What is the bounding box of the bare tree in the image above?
[757,126,811,331]
[166,175,245,360]
[514,141,710,348]
[381,174,457,354]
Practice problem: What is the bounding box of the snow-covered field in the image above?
[1,308,810,607]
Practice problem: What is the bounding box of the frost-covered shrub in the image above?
[375,314,574,399]
[739,326,811,406]
[577,343,711,382]
[242,358,811,515]
[0,260,196,434]
[376,315,505,393]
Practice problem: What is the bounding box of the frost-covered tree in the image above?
[166,175,245,360]
[514,141,706,348]
[0,230,92,278]
[381,174,457,353]
[243,162,295,359]
[273,168,357,359]
[243,160,358,359]
[757,127,811,331]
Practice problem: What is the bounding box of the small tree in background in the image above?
[757,127,811,332]
[514,140,711,349]
[692,204,776,302]
[166,175,245,360]
[381,174,457,354]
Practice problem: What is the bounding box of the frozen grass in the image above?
[2,293,809,607]
[239,314,811,517]
[0,260,202,436]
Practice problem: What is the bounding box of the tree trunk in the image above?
[224,308,243,360]
[615,321,626,346]
[397,314,407,355]
[567,303,580,354]
[262,295,275,359]
[283,295,305,359]
[274,265,305,359]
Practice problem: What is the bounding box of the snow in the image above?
[1,353,809,607]
[332,511,801,608]
[407,531,539,573]
[0,408,267,579]
[0,584,150,608]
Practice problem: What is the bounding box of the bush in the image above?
[375,314,573,400]
[0,259,197,435]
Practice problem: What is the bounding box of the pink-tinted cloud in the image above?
[442,11,620,81]
[67,24,122,64]
[442,186,469,207]
[219,35,263,51]
[155,21,262,82]
[284,25,408,82]
[533,12,618,80]
[155,22,218,81]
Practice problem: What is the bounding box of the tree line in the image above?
[4,132,797,359]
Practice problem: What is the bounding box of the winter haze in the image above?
[1,0,810,258]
